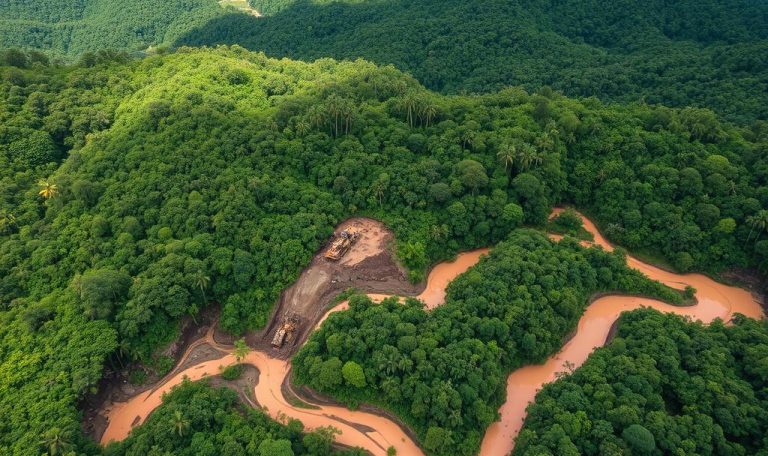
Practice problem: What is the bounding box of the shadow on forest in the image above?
[175,0,402,58]
[173,0,768,121]
[172,0,464,91]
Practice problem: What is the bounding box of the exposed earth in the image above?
[246,218,422,358]
[86,217,453,445]
[88,213,765,456]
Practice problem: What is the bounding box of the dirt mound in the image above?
[338,218,388,266]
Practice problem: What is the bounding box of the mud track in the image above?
[86,217,437,443]
[91,211,765,456]
[246,218,423,359]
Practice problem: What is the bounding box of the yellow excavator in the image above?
[271,313,301,348]
[324,229,359,261]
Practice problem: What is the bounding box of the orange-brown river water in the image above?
[478,210,763,455]
[100,211,763,455]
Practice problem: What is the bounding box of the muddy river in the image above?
[100,210,763,456]
[478,209,763,456]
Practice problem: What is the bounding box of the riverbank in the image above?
[93,217,483,455]
[478,211,764,456]
[92,210,764,456]
[80,304,221,441]
[284,370,425,452]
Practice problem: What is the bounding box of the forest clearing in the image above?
[218,0,262,16]
[96,210,764,455]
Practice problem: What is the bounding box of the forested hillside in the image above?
[1,46,767,453]
[293,230,683,455]
[3,0,766,122]
[0,0,225,57]
[176,0,768,123]
[514,309,768,455]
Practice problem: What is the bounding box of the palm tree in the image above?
[516,143,540,171]
[728,180,738,196]
[371,173,389,208]
[40,427,70,455]
[448,408,463,428]
[193,270,210,304]
[745,210,768,245]
[596,168,607,183]
[545,121,560,144]
[115,338,133,368]
[535,132,555,153]
[496,142,516,172]
[460,128,476,150]
[325,95,343,137]
[429,224,447,240]
[37,180,58,199]
[421,103,438,127]
[295,119,311,137]
[401,92,419,127]
[307,105,326,130]
[171,410,189,437]
[379,349,400,375]
[234,338,250,362]
[341,100,355,135]
[373,185,386,208]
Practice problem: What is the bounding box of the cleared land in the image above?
[247,218,418,357]
[218,0,262,16]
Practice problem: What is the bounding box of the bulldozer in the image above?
[271,314,301,348]
[324,229,359,261]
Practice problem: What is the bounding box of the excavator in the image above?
[271,313,301,348]
[324,229,359,261]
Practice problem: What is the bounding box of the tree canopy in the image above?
[293,229,683,455]
[104,379,361,456]
[0,46,767,454]
[515,309,768,456]
[174,0,768,124]
[0,0,226,58]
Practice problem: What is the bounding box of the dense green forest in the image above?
[104,380,360,455]
[514,309,768,456]
[293,230,683,455]
[1,46,767,454]
[175,0,768,124]
[0,0,225,57]
[3,0,767,123]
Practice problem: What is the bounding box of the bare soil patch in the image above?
[177,343,227,373]
[338,218,389,266]
[247,218,420,359]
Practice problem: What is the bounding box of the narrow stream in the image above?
[100,211,763,456]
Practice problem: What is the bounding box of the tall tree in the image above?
[37,180,58,199]
[234,338,250,363]
[746,210,768,245]
[497,142,516,172]
[171,410,189,437]
[40,428,69,455]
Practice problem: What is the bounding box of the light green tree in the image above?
[342,360,366,388]
[234,338,250,363]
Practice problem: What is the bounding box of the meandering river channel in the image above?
[100,210,763,455]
